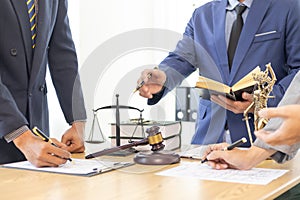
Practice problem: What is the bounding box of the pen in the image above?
[32,126,72,162]
[223,137,247,151]
[133,72,152,93]
[133,66,159,93]
[201,137,247,163]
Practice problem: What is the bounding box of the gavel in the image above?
[85,126,165,159]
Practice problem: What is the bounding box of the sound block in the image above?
[107,148,138,157]
[134,151,180,165]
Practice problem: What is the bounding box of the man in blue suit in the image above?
[0,0,86,166]
[137,0,300,147]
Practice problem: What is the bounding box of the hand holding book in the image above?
[195,67,261,101]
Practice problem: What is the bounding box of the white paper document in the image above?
[2,158,133,177]
[156,162,288,185]
[179,146,208,160]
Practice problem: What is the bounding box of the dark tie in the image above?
[26,0,37,49]
[228,5,246,70]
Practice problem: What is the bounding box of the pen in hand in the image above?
[201,137,247,163]
[133,72,152,93]
[133,66,159,93]
[32,126,72,162]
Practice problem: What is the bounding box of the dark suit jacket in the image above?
[0,0,86,163]
[149,0,300,146]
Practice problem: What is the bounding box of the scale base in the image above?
[134,151,180,165]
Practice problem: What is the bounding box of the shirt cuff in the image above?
[4,125,30,143]
[147,86,166,105]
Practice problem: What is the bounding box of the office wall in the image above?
[48,0,210,146]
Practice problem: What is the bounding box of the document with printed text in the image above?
[156,162,288,185]
[2,158,133,177]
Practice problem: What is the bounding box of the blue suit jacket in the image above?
[0,0,86,164]
[149,0,300,146]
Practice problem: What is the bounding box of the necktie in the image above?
[26,0,37,49]
[227,5,246,70]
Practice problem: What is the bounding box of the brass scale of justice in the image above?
[86,63,276,165]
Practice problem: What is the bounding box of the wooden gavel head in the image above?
[146,126,165,151]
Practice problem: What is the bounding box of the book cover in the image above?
[195,66,261,101]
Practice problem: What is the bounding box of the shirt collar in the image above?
[227,0,253,10]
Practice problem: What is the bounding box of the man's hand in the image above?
[13,130,71,167]
[201,143,275,170]
[137,68,166,99]
[210,92,253,114]
[61,121,85,153]
[255,105,300,146]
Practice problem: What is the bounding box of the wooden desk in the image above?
[1,153,299,200]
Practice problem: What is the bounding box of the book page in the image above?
[156,162,288,185]
[232,66,260,91]
[2,159,133,176]
[196,76,230,94]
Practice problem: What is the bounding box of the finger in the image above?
[258,107,288,119]
[61,135,72,146]
[218,95,253,113]
[211,95,235,109]
[210,95,227,107]
[137,83,153,98]
[65,144,85,153]
[31,160,59,168]
[141,69,154,84]
[201,143,228,161]
[51,138,67,148]
[242,92,253,101]
[201,145,213,161]
[211,95,240,113]
[34,147,69,167]
[215,163,229,170]
[48,145,71,161]
[206,160,229,170]
[46,153,69,166]
[217,95,235,103]
[206,151,228,162]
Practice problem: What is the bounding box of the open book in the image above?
[195,66,261,101]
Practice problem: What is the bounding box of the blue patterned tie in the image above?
[26,0,37,49]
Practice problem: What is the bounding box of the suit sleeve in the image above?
[47,0,86,124]
[268,0,300,107]
[148,10,199,105]
[0,77,28,138]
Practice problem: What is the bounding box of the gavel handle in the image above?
[85,138,149,159]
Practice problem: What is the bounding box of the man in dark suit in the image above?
[0,0,86,166]
[137,0,300,147]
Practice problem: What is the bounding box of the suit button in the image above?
[10,48,17,56]
[28,93,32,97]
[39,85,45,92]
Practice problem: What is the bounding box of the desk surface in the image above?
[1,152,299,200]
